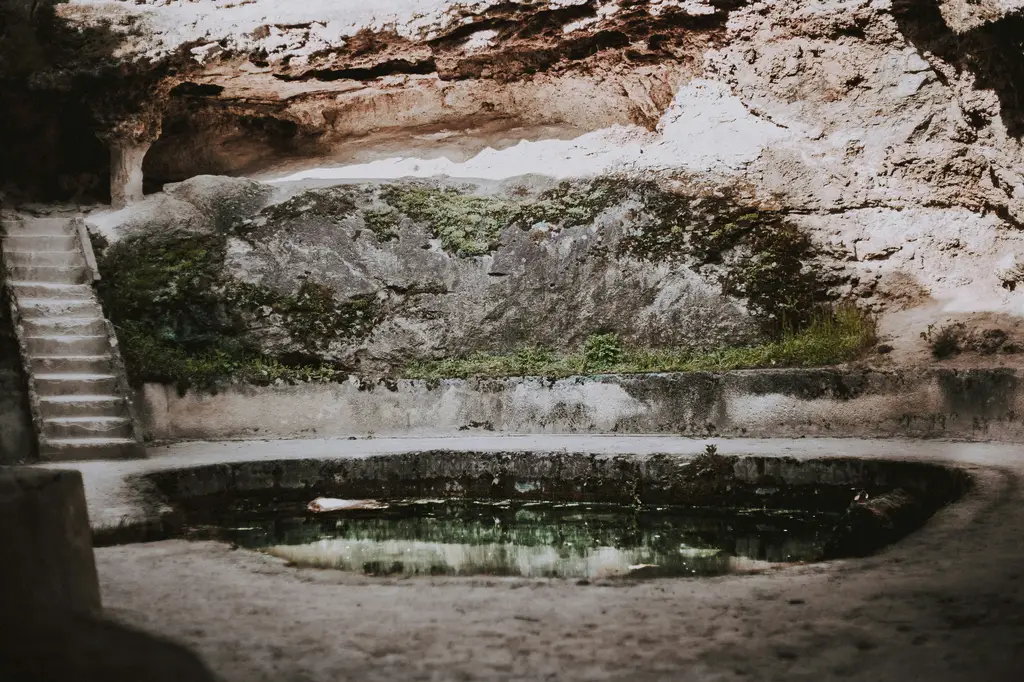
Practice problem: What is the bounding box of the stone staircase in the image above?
[1,214,144,461]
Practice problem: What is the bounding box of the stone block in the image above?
[0,467,101,614]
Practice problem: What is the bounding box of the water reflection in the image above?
[184,500,836,578]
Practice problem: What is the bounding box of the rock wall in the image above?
[87,172,854,381]
[0,282,34,464]
[6,0,1024,383]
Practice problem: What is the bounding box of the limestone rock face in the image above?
[89,175,778,374]
[18,0,1024,367]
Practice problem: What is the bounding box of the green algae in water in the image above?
[182,500,840,579]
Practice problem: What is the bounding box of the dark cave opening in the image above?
[0,86,110,204]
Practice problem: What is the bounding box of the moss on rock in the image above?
[511,177,630,228]
[224,280,381,358]
[379,183,515,256]
[612,183,827,328]
[97,232,377,389]
[373,177,830,329]
[99,174,851,387]
[257,187,359,224]
[361,207,401,241]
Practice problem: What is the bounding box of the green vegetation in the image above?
[404,306,876,380]
[362,207,401,241]
[611,185,819,328]
[379,184,515,256]
[376,177,828,328]
[96,175,860,388]
[224,280,379,353]
[97,233,372,390]
[374,178,630,257]
[582,332,623,370]
[510,177,628,227]
[257,187,358,224]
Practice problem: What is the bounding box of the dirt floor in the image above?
[79,437,1024,682]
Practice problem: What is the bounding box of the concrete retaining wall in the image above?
[141,367,1024,442]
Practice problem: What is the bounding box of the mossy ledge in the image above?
[406,307,877,380]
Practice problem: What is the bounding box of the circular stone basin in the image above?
[101,451,970,579]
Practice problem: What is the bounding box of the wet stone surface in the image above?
[176,499,841,579]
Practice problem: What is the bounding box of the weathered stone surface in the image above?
[0,468,100,614]
[88,175,274,242]
[0,0,1017,370]
[91,175,826,376]
[140,367,1024,442]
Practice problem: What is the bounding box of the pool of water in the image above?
[180,499,842,579]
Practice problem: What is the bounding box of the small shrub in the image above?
[926,323,965,359]
[923,324,1015,358]
[583,333,622,371]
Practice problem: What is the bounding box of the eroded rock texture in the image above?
[92,174,823,379]
[2,0,1023,376]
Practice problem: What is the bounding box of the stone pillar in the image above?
[97,110,161,210]
[0,467,102,615]
[108,137,152,210]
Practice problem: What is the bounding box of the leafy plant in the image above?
[582,333,623,371]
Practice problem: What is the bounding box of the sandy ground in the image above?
[62,437,1024,681]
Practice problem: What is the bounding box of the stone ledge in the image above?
[140,366,1024,442]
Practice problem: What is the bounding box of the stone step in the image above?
[22,316,106,337]
[30,355,113,375]
[8,283,94,300]
[4,250,85,268]
[42,417,134,440]
[1,217,75,236]
[37,395,126,419]
[38,438,143,462]
[1,234,78,251]
[7,264,89,284]
[32,373,120,397]
[25,335,110,356]
[17,299,103,319]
